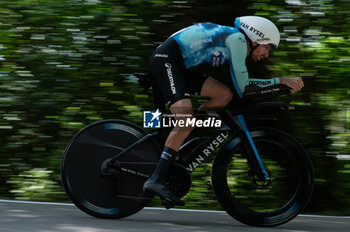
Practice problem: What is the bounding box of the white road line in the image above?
[144,207,226,214]
[0,199,74,207]
[298,214,350,219]
[1,199,350,219]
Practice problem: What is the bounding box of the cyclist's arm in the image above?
[225,33,280,98]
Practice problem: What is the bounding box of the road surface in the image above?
[1,200,349,232]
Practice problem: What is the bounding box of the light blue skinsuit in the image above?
[171,22,280,97]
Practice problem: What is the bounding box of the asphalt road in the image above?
[1,200,350,232]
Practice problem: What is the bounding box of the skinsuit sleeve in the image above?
[225,32,280,98]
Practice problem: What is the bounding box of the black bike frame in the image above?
[106,109,269,181]
[177,109,268,179]
[106,80,270,181]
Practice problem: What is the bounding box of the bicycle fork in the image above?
[235,115,269,180]
[220,110,268,180]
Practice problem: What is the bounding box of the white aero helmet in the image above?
[234,16,280,49]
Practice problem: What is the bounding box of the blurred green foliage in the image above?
[0,0,349,215]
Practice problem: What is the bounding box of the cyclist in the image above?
[143,16,304,206]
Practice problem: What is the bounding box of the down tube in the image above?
[182,131,230,173]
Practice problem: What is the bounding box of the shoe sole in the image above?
[143,187,184,206]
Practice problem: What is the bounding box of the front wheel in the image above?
[212,127,314,227]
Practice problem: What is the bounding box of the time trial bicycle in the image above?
[61,73,314,227]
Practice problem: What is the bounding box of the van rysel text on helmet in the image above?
[240,22,265,39]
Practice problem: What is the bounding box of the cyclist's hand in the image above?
[279,77,304,94]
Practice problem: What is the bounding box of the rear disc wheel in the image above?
[61,119,160,219]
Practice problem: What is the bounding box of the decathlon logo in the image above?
[143,109,162,128]
[165,63,176,95]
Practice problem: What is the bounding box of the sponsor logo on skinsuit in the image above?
[165,63,176,94]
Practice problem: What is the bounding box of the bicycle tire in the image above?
[212,127,314,227]
[61,119,161,219]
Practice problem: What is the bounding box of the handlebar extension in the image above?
[242,84,292,103]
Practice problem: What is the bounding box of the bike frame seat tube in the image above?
[152,82,168,147]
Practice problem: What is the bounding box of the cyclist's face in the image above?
[251,43,273,62]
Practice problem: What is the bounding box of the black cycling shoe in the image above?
[143,180,185,206]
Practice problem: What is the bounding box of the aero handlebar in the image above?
[243,84,292,103]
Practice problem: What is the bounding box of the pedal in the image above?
[162,198,185,209]
[162,199,175,209]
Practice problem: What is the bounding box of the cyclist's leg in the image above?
[144,75,231,205]
[198,77,233,110]
[165,98,194,151]
[184,70,233,110]
[143,98,194,205]
[143,37,191,205]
